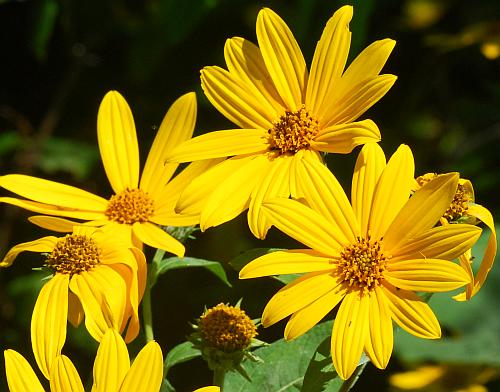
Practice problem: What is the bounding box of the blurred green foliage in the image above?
[0,0,499,390]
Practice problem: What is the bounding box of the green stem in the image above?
[213,367,226,391]
[143,249,165,343]
[339,362,367,392]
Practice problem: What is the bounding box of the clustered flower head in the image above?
[0,3,496,391]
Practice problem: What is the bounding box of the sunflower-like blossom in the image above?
[240,144,480,379]
[165,6,397,239]
[414,173,496,301]
[0,91,220,256]
[4,328,163,392]
[1,225,144,379]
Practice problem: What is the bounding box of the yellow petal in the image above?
[324,74,397,126]
[0,197,106,220]
[68,291,84,327]
[240,249,334,278]
[93,329,130,392]
[256,8,307,110]
[166,128,268,163]
[31,274,69,379]
[453,251,474,301]
[306,5,352,118]
[263,198,344,255]
[4,350,45,392]
[364,287,393,370]
[331,291,369,380]
[262,272,339,327]
[224,37,286,117]
[393,224,482,261]
[329,39,396,110]
[311,119,381,154]
[295,156,359,242]
[351,143,386,236]
[381,282,441,339]
[119,341,163,392]
[284,282,347,340]
[248,154,292,239]
[384,172,459,251]
[193,388,220,392]
[1,236,57,267]
[69,268,126,341]
[132,222,184,257]
[150,212,199,227]
[201,66,275,129]
[28,215,79,233]
[0,174,108,211]
[49,355,85,392]
[200,155,268,231]
[140,92,197,193]
[368,144,415,240]
[97,91,140,193]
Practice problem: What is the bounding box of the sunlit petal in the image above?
[0,236,57,267]
[119,341,163,392]
[28,215,80,233]
[4,350,45,392]
[132,222,184,257]
[50,355,85,392]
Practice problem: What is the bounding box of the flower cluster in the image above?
[1,4,496,391]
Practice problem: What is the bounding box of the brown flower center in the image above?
[443,183,470,221]
[105,188,155,225]
[337,236,390,292]
[199,303,257,353]
[268,105,319,155]
[46,234,100,275]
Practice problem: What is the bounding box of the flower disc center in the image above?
[268,105,319,155]
[337,236,389,292]
[105,188,155,225]
[46,234,100,275]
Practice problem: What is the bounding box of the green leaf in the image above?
[156,256,231,287]
[164,341,201,376]
[301,336,342,392]
[0,130,22,156]
[224,321,334,391]
[229,248,282,271]
[30,0,59,62]
[273,274,302,285]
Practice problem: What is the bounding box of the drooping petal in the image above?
[119,341,163,392]
[239,249,334,278]
[453,251,474,301]
[193,388,220,392]
[247,154,292,239]
[351,143,386,236]
[381,282,441,339]
[49,355,85,392]
[284,282,347,340]
[31,274,69,379]
[306,5,352,117]
[262,198,345,255]
[97,91,140,193]
[132,222,184,257]
[256,8,307,110]
[224,37,286,117]
[324,74,397,126]
[392,224,482,261]
[331,291,369,380]
[0,236,57,267]
[92,329,130,392]
[165,128,268,163]
[200,155,269,231]
[68,291,84,327]
[262,272,340,327]
[329,39,396,108]
[201,66,276,129]
[140,92,197,193]
[28,215,79,233]
[310,119,381,154]
[0,174,108,211]
[384,173,459,252]
[289,149,322,198]
[364,287,393,370]
[369,144,415,240]
[4,350,45,392]
[294,156,359,242]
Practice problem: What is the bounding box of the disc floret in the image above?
[46,234,101,275]
[105,188,155,224]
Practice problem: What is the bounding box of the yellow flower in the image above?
[415,173,496,301]
[4,328,163,392]
[240,144,480,380]
[165,6,397,239]
[0,91,220,256]
[1,225,143,379]
[193,388,220,392]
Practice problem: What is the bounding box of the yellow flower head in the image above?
[0,91,221,256]
[165,6,397,239]
[415,173,497,301]
[240,143,481,380]
[1,225,144,379]
[4,328,163,392]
